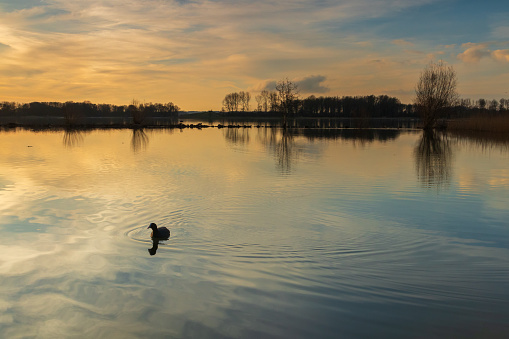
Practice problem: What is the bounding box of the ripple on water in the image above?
[125,225,169,244]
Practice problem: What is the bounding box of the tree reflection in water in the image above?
[275,129,296,174]
[131,129,149,153]
[223,127,250,145]
[259,128,298,174]
[414,130,453,189]
[253,127,403,174]
[63,129,86,148]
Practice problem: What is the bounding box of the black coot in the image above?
[147,223,170,239]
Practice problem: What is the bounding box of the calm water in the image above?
[0,128,508,338]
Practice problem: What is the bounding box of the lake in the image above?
[0,127,508,338]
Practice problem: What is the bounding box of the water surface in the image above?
[0,128,508,338]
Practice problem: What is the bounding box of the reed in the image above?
[448,114,509,133]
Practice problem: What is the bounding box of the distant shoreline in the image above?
[3,114,509,135]
[0,115,420,130]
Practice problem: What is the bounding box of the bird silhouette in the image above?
[147,223,170,239]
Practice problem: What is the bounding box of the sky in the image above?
[0,0,508,110]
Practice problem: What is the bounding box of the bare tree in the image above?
[269,92,279,112]
[255,93,264,112]
[222,92,241,112]
[415,61,458,130]
[255,90,276,112]
[275,78,299,128]
[237,91,251,112]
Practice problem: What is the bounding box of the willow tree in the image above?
[415,61,458,130]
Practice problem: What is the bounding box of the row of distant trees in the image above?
[223,84,508,127]
[223,90,414,118]
[222,91,251,112]
[458,98,509,111]
[223,91,509,117]
[0,100,180,125]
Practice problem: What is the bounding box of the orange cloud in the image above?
[492,49,509,62]
[457,43,490,63]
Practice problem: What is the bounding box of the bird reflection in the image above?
[148,239,161,256]
[63,129,85,148]
[131,128,149,153]
[414,130,452,189]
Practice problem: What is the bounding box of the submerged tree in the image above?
[62,102,84,126]
[275,78,299,128]
[129,99,146,125]
[415,60,458,130]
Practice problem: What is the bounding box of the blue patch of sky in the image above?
[182,24,209,34]
[488,12,509,39]
[13,6,89,34]
[28,7,69,20]
[318,0,502,45]
[0,0,43,12]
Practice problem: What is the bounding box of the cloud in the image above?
[256,75,329,94]
[0,0,503,109]
[295,75,330,94]
[258,80,277,92]
[457,42,509,64]
[457,43,491,63]
[492,49,509,62]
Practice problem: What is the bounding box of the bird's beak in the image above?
[147,225,150,229]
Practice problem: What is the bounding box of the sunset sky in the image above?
[0,0,508,110]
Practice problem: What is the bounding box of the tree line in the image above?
[0,100,180,119]
[223,87,509,123]
[223,90,414,118]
